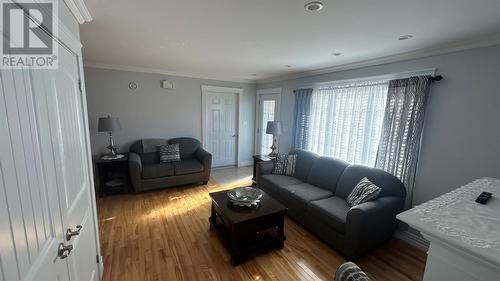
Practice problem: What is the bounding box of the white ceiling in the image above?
[80,0,500,82]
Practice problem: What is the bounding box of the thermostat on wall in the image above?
[161,80,174,89]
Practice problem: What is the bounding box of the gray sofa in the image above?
[256,149,406,259]
[129,137,211,192]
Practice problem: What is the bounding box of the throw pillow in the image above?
[271,154,297,176]
[335,262,372,281]
[159,143,180,163]
[346,177,382,207]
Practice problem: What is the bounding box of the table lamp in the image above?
[266,121,282,157]
[98,115,123,159]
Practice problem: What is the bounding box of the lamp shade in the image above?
[98,116,121,132]
[266,121,282,135]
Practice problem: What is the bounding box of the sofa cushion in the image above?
[336,165,406,199]
[142,163,174,179]
[129,139,165,165]
[169,137,200,159]
[307,156,349,192]
[259,174,303,196]
[173,159,204,175]
[308,196,350,234]
[289,149,319,182]
[280,183,333,211]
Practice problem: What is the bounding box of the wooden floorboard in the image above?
[97,179,426,281]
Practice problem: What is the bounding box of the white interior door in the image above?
[256,93,281,155]
[204,91,238,167]
[0,11,99,281]
[45,43,99,281]
[0,67,70,281]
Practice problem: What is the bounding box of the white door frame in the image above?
[254,88,282,154]
[201,85,243,167]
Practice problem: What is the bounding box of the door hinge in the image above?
[257,128,259,133]
[78,79,82,93]
[96,255,100,263]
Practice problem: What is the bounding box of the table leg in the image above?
[277,216,285,249]
[209,201,215,230]
[230,228,240,265]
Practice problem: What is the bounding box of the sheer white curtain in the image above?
[304,81,389,166]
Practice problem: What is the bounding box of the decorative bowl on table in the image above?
[227,187,263,207]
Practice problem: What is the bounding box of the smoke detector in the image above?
[304,1,324,12]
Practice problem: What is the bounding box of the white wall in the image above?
[84,67,256,165]
[258,44,500,205]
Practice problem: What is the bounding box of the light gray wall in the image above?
[85,67,256,165]
[258,45,500,204]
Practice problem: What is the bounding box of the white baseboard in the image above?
[238,160,253,167]
[394,229,430,251]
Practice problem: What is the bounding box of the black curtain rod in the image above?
[429,75,443,82]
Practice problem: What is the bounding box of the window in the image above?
[260,100,276,154]
[304,80,389,166]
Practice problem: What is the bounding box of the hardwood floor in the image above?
[97,178,426,281]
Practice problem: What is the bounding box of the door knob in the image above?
[58,243,73,259]
[232,134,239,137]
[66,225,82,241]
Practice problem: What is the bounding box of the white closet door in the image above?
[205,92,238,167]
[44,44,99,281]
[0,68,69,281]
[0,12,99,281]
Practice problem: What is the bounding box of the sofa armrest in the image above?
[195,148,212,183]
[344,196,404,258]
[129,152,142,192]
[256,160,273,185]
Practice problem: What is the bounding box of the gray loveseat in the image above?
[256,149,406,259]
[129,137,211,192]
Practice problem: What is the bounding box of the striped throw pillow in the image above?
[346,177,381,207]
[271,154,297,176]
[159,143,180,163]
[335,262,372,281]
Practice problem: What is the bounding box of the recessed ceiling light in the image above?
[284,65,292,68]
[332,52,342,56]
[398,34,413,41]
[304,1,324,12]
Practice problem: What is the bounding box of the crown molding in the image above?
[64,0,92,24]
[257,33,500,84]
[84,62,255,83]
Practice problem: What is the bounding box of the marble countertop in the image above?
[397,177,500,267]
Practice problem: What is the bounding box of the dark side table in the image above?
[95,153,131,195]
[252,154,273,185]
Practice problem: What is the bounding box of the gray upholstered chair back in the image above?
[335,164,406,199]
[168,137,200,159]
[289,149,319,182]
[129,139,167,165]
[129,137,201,163]
[307,156,349,193]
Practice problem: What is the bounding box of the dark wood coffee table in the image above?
[209,188,287,265]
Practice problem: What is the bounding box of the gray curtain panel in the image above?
[375,75,431,207]
[292,88,313,149]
